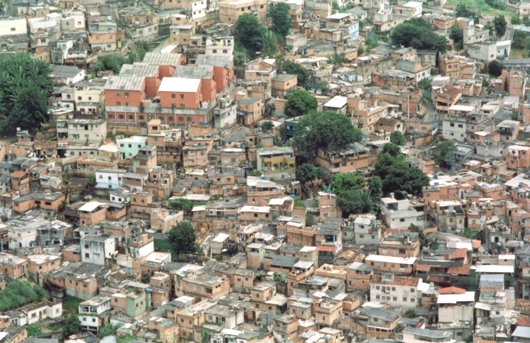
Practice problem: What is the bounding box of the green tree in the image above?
[404,309,415,318]
[449,25,463,50]
[337,189,374,217]
[432,140,456,167]
[391,19,448,52]
[268,3,292,37]
[277,58,311,86]
[513,31,527,49]
[374,143,429,196]
[460,227,479,239]
[365,33,379,50]
[236,14,265,54]
[455,4,478,22]
[63,315,81,338]
[418,78,432,90]
[293,111,363,162]
[98,323,121,338]
[0,53,55,134]
[259,29,278,57]
[357,46,364,56]
[296,163,326,187]
[285,89,318,117]
[330,172,366,194]
[488,60,503,76]
[27,325,42,337]
[260,121,274,132]
[512,15,522,25]
[97,55,127,73]
[306,213,315,226]
[87,174,97,188]
[390,131,405,146]
[168,199,193,212]
[368,176,383,203]
[168,221,196,256]
[493,16,507,37]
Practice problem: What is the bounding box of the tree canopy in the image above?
[235,14,277,58]
[63,315,81,338]
[432,140,456,168]
[168,221,196,256]
[493,16,507,37]
[236,14,265,54]
[488,60,503,76]
[449,25,463,50]
[285,89,318,117]
[455,4,479,22]
[391,19,448,52]
[330,172,366,194]
[373,143,429,196]
[0,280,49,312]
[390,131,405,146]
[277,57,311,86]
[327,172,378,218]
[293,111,363,162]
[268,3,292,37]
[296,163,326,186]
[0,53,53,135]
[168,198,193,212]
[365,33,379,50]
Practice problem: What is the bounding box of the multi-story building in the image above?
[80,233,116,266]
[370,273,424,308]
[380,195,424,229]
[219,0,268,24]
[256,147,295,180]
[78,296,112,332]
[352,214,381,245]
[57,118,107,144]
[88,22,119,53]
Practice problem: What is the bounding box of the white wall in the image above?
[0,18,27,37]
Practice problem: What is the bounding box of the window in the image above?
[172,94,176,98]
[10,28,15,31]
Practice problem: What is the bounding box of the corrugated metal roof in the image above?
[142,52,183,66]
[104,76,144,91]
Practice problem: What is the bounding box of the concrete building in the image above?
[78,296,112,332]
[380,195,424,229]
[256,147,295,180]
[117,136,148,159]
[80,234,116,266]
[95,169,126,189]
[57,118,107,145]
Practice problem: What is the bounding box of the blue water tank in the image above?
[326,188,331,193]
[434,173,438,179]
[290,194,295,198]
[202,121,208,125]
[146,288,151,294]
[516,186,520,191]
